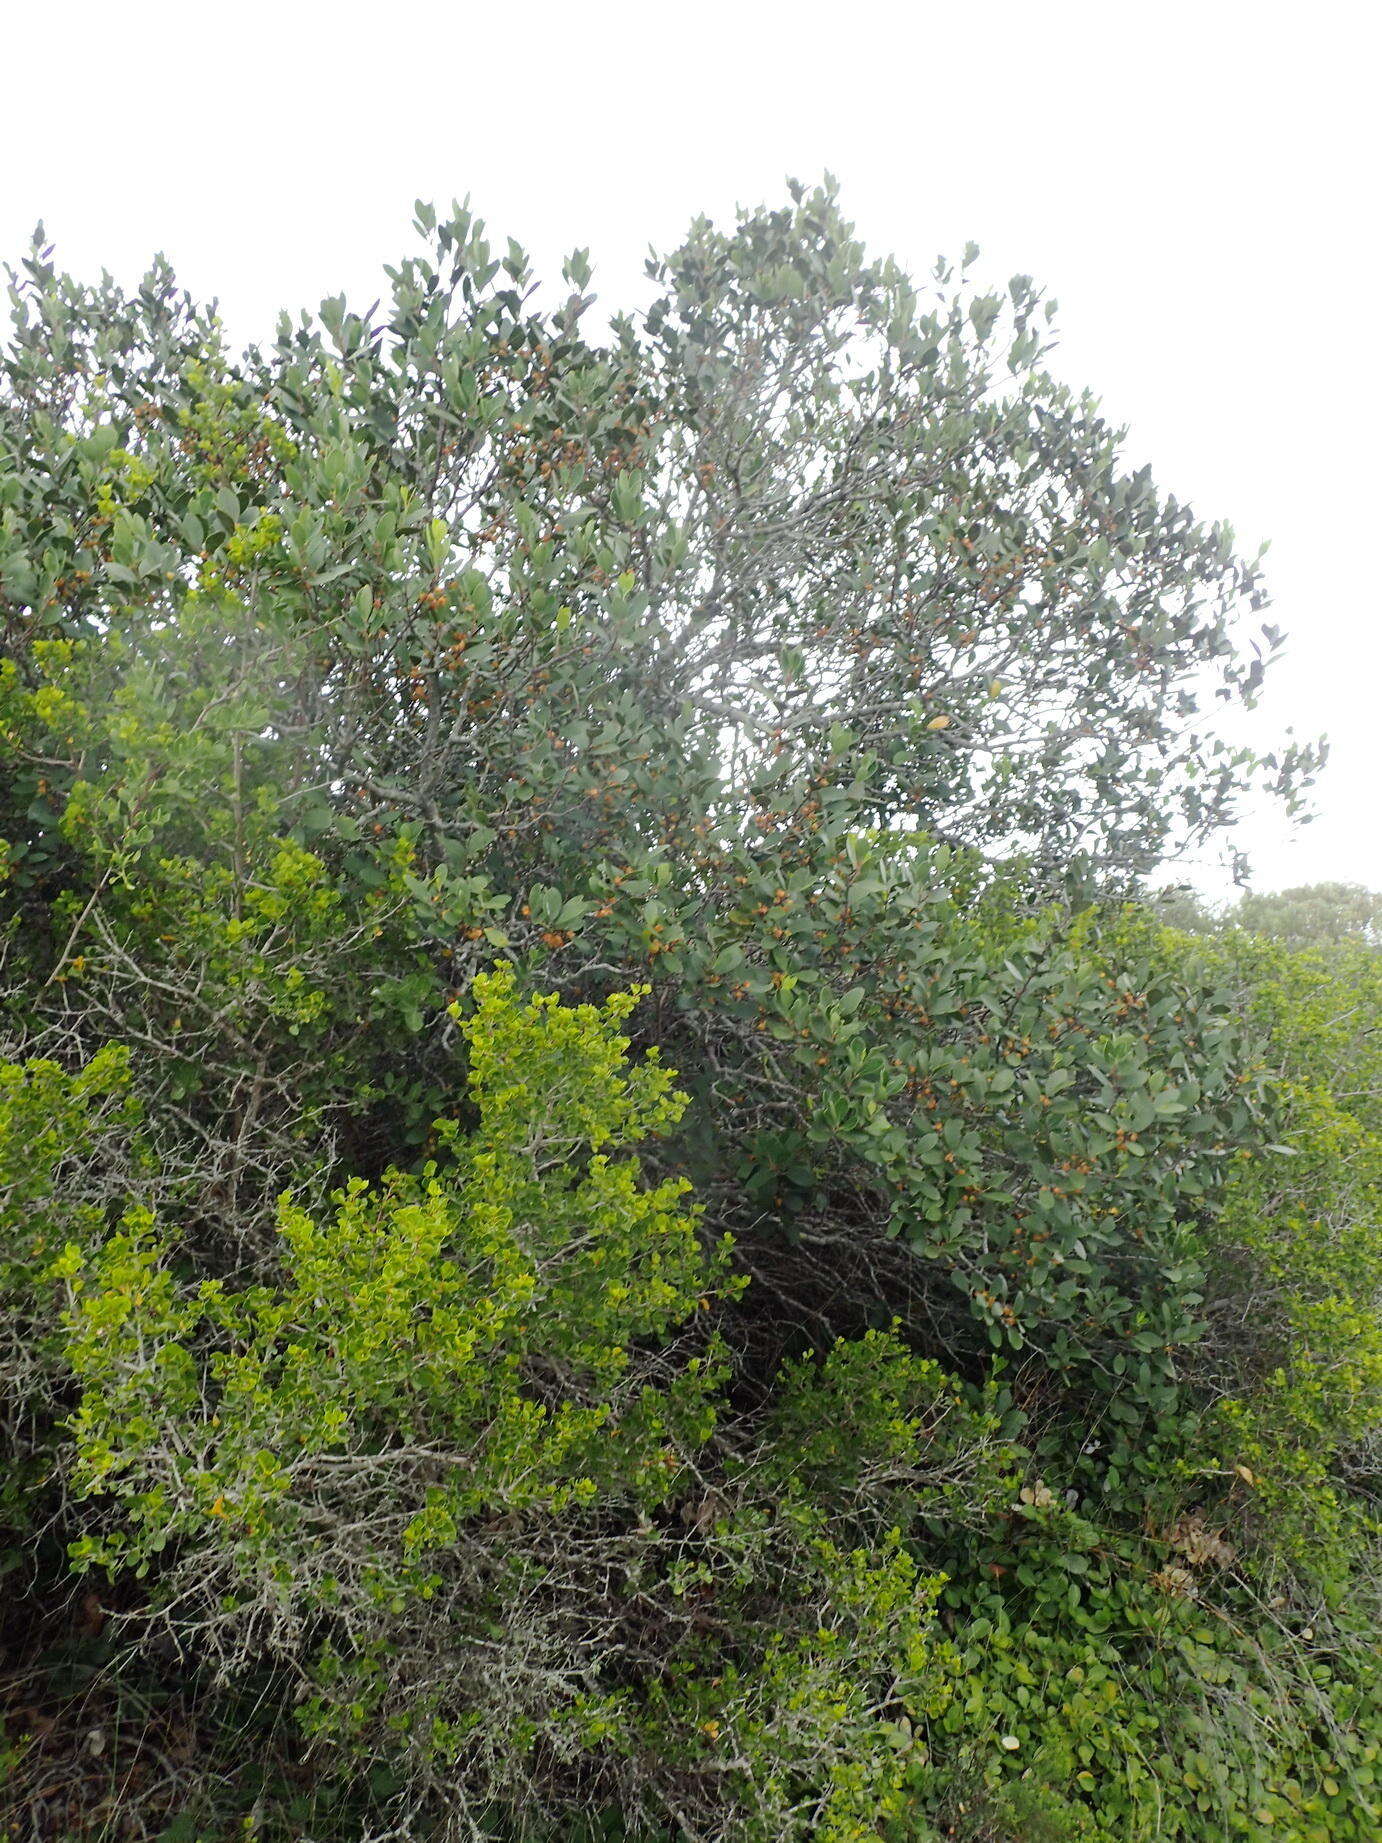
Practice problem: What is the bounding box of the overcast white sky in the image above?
[3,0,1377,898]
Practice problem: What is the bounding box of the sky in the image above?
[2,0,1377,899]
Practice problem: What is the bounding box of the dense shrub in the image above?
[1189,931,1382,1576]
[1,190,1375,1840]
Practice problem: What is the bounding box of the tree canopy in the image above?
[1233,882,1382,948]
[1154,881,1381,947]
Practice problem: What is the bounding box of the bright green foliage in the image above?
[60,966,726,1569]
[45,975,986,1842]
[58,968,714,1553]
[0,608,456,1252]
[0,1043,146,1533]
[1187,931,1382,1577]
[934,1525,1381,1842]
